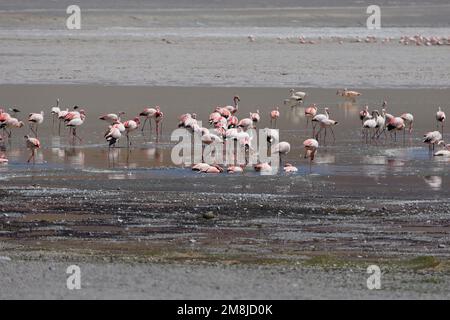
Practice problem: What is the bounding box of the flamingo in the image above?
[270,107,280,128]
[337,88,361,101]
[303,138,319,172]
[99,112,125,124]
[192,163,211,171]
[374,109,386,138]
[28,111,44,138]
[363,112,378,142]
[289,89,306,100]
[50,99,60,129]
[208,111,222,126]
[304,104,317,128]
[104,126,122,148]
[227,115,239,128]
[8,107,20,118]
[227,165,244,173]
[423,131,442,152]
[283,163,298,173]
[66,111,85,143]
[359,105,372,126]
[0,117,24,139]
[436,107,446,134]
[254,162,272,173]
[315,118,338,144]
[434,141,450,156]
[284,89,305,107]
[237,118,253,131]
[250,110,260,127]
[195,163,223,173]
[311,107,330,136]
[0,153,7,164]
[224,96,240,114]
[123,117,141,146]
[387,117,406,142]
[271,141,290,167]
[0,110,11,138]
[400,113,414,133]
[24,135,40,164]
[154,107,164,137]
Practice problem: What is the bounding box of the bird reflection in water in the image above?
[423,176,442,190]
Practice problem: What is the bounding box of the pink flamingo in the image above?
[303,138,319,172]
[66,111,86,143]
[387,117,406,142]
[423,131,442,153]
[436,107,446,135]
[304,104,317,128]
[400,113,414,134]
[224,96,240,114]
[123,117,141,147]
[250,110,260,126]
[25,135,40,164]
[99,112,125,124]
[155,107,164,138]
[315,118,338,144]
[283,163,298,173]
[28,111,44,138]
[270,107,280,128]
[237,118,253,131]
[0,117,24,139]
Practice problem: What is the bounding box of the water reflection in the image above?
[423,176,442,190]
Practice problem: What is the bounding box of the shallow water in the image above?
[0,85,449,193]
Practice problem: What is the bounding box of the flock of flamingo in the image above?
[0,88,448,172]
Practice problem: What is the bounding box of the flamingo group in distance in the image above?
[0,88,449,169]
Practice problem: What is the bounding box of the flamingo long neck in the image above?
[234,98,239,110]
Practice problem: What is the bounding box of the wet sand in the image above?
[1,85,450,298]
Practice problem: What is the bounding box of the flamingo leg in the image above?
[330,127,336,142]
[141,118,147,132]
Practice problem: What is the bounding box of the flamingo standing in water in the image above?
[104,126,122,148]
[337,88,361,102]
[50,99,60,130]
[271,141,290,168]
[363,112,378,142]
[284,89,305,107]
[139,107,159,133]
[224,96,240,114]
[99,111,125,124]
[123,117,141,147]
[436,107,446,134]
[315,117,338,144]
[434,141,450,156]
[400,112,414,134]
[359,105,372,126]
[154,107,164,138]
[303,138,319,172]
[387,116,406,142]
[250,110,260,128]
[270,107,280,128]
[66,111,86,143]
[423,131,442,153]
[311,107,330,137]
[24,135,40,164]
[283,163,298,173]
[0,117,24,139]
[304,104,317,128]
[28,111,44,138]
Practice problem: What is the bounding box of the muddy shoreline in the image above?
[1,181,450,299]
